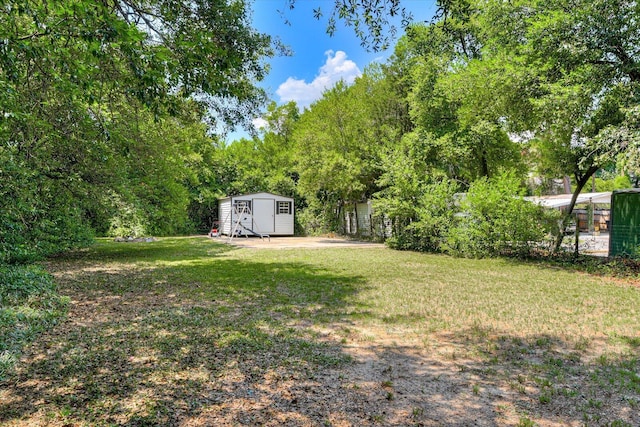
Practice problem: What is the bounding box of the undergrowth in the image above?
[523,251,640,279]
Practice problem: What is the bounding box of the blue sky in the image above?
[226,0,438,141]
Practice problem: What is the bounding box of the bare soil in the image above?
[0,289,538,426]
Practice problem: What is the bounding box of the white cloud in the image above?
[276,50,361,108]
[252,117,268,129]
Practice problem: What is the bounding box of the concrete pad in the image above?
[562,232,610,257]
[212,235,385,249]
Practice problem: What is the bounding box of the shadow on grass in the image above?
[48,236,232,264]
[3,238,639,425]
[301,326,639,426]
[0,239,368,425]
[415,326,640,425]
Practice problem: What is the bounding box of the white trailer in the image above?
[218,192,294,237]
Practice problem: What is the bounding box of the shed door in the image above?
[253,198,275,233]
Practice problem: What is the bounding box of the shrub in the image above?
[297,197,343,235]
[0,204,94,264]
[379,179,458,252]
[106,192,149,238]
[444,172,560,258]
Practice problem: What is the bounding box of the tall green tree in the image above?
[293,69,400,232]
[470,0,640,249]
[398,22,523,184]
[0,0,274,260]
[214,101,300,200]
[256,101,301,197]
[380,0,640,251]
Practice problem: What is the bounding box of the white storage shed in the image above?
[218,192,294,237]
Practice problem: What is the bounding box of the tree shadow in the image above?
[1,240,368,425]
[48,236,234,264]
[3,239,640,425]
[241,326,638,426]
[185,325,639,426]
[369,327,640,426]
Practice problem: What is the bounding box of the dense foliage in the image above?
[293,70,397,233]
[444,173,560,257]
[0,0,274,377]
[286,0,640,255]
[2,0,639,262]
[0,0,273,262]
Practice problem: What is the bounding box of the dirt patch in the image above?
[5,289,632,426]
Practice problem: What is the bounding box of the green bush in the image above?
[595,174,632,192]
[0,204,94,264]
[0,265,68,379]
[0,154,94,263]
[297,197,343,235]
[444,172,560,258]
[107,195,149,238]
[379,179,458,252]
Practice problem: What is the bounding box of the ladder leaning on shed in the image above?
[228,203,270,242]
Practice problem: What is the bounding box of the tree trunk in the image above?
[481,153,490,178]
[338,201,345,235]
[353,201,359,235]
[553,166,599,253]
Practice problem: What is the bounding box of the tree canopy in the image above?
[0,0,274,262]
[3,0,640,262]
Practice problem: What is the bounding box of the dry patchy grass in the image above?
[1,237,639,426]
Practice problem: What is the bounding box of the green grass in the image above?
[0,264,68,379]
[51,237,640,344]
[1,236,640,425]
[220,245,640,346]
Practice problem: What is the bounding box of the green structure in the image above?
[609,189,640,257]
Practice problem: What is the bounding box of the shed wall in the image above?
[219,199,232,235]
[219,193,294,236]
[271,195,294,235]
[274,202,294,235]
